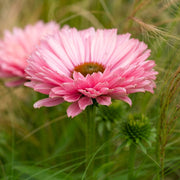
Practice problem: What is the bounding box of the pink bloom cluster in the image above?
[24,27,158,117]
[0,21,59,86]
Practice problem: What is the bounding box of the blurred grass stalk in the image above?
[85,105,96,180]
[156,65,180,180]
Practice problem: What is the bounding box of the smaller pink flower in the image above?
[25,27,158,118]
[0,21,59,86]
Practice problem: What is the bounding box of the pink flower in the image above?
[25,27,158,118]
[0,21,59,86]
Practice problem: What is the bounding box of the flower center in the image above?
[74,62,105,77]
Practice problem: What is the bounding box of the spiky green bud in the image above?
[117,114,156,153]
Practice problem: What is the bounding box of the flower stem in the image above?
[104,129,110,180]
[85,105,96,180]
[128,143,137,180]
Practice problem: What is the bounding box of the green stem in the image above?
[104,129,110,180]
[85,105,96,180]
[156,122,161,180]
[128,144,137,180]
[160,146,165,180]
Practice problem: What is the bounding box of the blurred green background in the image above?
[0,0,179,179]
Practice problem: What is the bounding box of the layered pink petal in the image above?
[24,27,158,117]
[116,96,132,106]
[78,97,93,110]
[96,96,112,106]
[67,102,82,118]
[34,97,64,108]
[0,21,59,86]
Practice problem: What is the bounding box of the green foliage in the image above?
[118,114,156,153]
[96,101,127,135]
[0,0,180,179]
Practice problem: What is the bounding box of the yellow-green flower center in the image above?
[74,62,105,77]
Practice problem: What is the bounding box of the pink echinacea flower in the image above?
[0,21,59,86]
[25,27,158,117]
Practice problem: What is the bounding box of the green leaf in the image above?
[138,142,147,154]
[115,141,128,154]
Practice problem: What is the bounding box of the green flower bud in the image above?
[117,114,156,153]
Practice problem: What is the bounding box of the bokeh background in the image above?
[0,0,179,179]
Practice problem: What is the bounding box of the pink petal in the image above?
[73,71,85,80]
[78,97,93,110]
[5,78,26,87]
[22,26,158,116]
[117,96,132,106]
[127,88,145,93]
[91,29,117,64]
[24,81,37,88]
[67,102,82,118]
[34,97,64,108]
[96,96,112,106]
[34,83,54,94]
[0,21,59,86]
[63,93,81,102]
